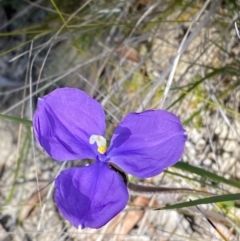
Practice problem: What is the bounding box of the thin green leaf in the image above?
[5,130,31,205]
[174,162,240,189]
[167,67,230,110]
[156,193,240,210]
[164,170,225,192]
[0,113,32,127]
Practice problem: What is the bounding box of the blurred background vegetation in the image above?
[0,0,240,240]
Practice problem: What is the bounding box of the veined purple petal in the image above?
[107,110,187,178]
[33,88,106,161]
[54,162,129,229]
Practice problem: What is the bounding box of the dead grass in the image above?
[0,0,240,240]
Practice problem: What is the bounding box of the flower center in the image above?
[89,135,107,154]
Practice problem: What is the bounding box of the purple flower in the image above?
[33,87,187,229]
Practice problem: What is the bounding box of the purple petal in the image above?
[107,110,187,178]
[54,162,129,229]
[33,88,106,161]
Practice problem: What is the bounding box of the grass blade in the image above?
[156,193,240,210]
[174,162,240,190]
[0,113,32,126]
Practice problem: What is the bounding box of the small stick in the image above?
[195,204,229,241]
[128,182,214,196]
[235,22,240,39]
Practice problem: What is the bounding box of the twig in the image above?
[128,182,213,196]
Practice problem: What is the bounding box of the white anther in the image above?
[89,135,106,147]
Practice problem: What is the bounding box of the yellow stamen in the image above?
[98,145,107,154]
